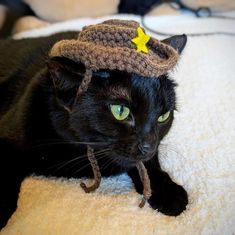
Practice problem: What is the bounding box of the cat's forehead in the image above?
[108,85,131,101]
[103,72,161,102]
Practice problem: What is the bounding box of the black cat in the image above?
[0,31,188,229]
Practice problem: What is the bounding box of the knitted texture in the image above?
[49,19,179,100]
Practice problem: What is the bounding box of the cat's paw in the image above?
[148,180,188,216]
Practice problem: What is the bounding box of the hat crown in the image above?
[78,20,140,49]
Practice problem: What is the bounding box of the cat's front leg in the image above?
[0,140,27,229]
[128,155,188,216]
[0,176,24,229]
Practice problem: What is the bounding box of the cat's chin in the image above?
[111,152,154,169]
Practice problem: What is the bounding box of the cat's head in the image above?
[47,35,187,168]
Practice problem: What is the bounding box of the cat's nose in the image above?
[138,142,152,155]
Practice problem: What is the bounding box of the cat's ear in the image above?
[161,34,187,54]
[47,57,86,112]
[47,56,85,91]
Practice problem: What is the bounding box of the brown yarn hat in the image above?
[49,19,179,101]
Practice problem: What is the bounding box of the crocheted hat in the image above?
[49,19,179,101]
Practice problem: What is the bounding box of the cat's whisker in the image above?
[64,151,111,173]
[117,158,125,171]
[159,143,185,158]
[158,151,168,160]
[100,156,115,172]
[55,149,111,170]
[71,160,98,177]
[101,161,113,172]
[160,141,191,149]
[32,140,113,149]
[71,161,95,177]
[49,148,111,172]
[71,150,113,177]
[71,141,114,147]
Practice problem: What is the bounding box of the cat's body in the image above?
[0,31,188,229]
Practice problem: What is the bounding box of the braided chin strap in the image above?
[80,146,101,193]
[136,161,152,208]
[80,146,152,208]
[73,70,92,107]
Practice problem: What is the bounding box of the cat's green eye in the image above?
[157,111,170,123]
[110,104,130,121]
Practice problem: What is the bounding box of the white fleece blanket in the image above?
[2,13,235,235]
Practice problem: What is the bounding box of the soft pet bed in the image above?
[2,13,235,235]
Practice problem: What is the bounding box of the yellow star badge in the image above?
[131,27,151,53]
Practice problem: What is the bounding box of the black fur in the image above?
[0,32,188,229]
